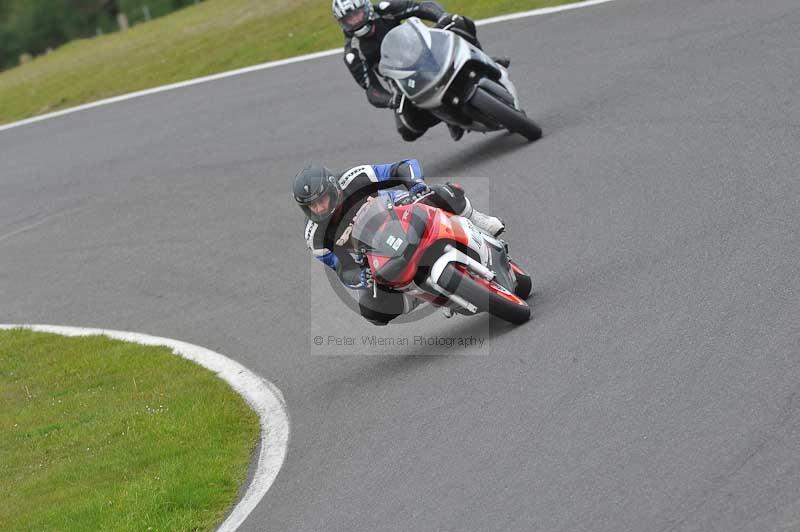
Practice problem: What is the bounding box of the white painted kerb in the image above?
[0,324,289,532]
[0,0,619,134]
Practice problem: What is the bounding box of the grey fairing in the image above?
[379,18,521,122]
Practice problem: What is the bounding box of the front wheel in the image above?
[438,263,530,324]
[468,87,542,141]
[510,261,532,300]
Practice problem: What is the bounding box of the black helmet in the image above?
[292,165,343,223]
[332,0,375,37]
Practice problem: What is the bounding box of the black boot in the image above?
[447,124,465,141]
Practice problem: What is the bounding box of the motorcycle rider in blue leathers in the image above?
[293,160,504,325]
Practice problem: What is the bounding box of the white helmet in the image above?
[332,0,375,38]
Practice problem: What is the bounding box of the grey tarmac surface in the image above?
[2,0,799,530]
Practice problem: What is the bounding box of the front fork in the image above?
[427,244,497,314]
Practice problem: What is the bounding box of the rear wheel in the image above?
[439,263,530,325]
[468,86,542,141]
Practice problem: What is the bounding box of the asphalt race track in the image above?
[2,1,799,530]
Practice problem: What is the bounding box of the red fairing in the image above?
[510,262,527,276]
[454,264,527,306]
[368,254,394,273]
[366,204,471,287]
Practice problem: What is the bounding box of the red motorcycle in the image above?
[351,194,532,324]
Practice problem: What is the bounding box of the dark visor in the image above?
[341,8,368,32]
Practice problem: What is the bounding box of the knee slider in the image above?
[400,129,422,142]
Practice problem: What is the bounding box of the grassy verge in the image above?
[0,329,260,531]
[0,0,581,126]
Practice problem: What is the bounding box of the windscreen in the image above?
[351,200,419,259]
[380,21,453,95]
[381,24,431,72]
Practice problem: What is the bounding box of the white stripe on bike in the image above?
[0,324,290,532]
[0,0,619,134]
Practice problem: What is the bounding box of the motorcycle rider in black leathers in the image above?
[332,0,497,142]
[293,160,505,325]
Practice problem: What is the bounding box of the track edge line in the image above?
[0,0,619,133]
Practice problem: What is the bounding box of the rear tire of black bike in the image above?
[468,87,543,141]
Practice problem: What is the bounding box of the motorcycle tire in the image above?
[509,260,532,300]
[468,87,543,141]
[439,263,530,325]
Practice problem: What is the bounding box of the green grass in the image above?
[0,0,582,125]
[0,329,260,532]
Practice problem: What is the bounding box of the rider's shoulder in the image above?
[374,1,402,17]
[338,165,379,189]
